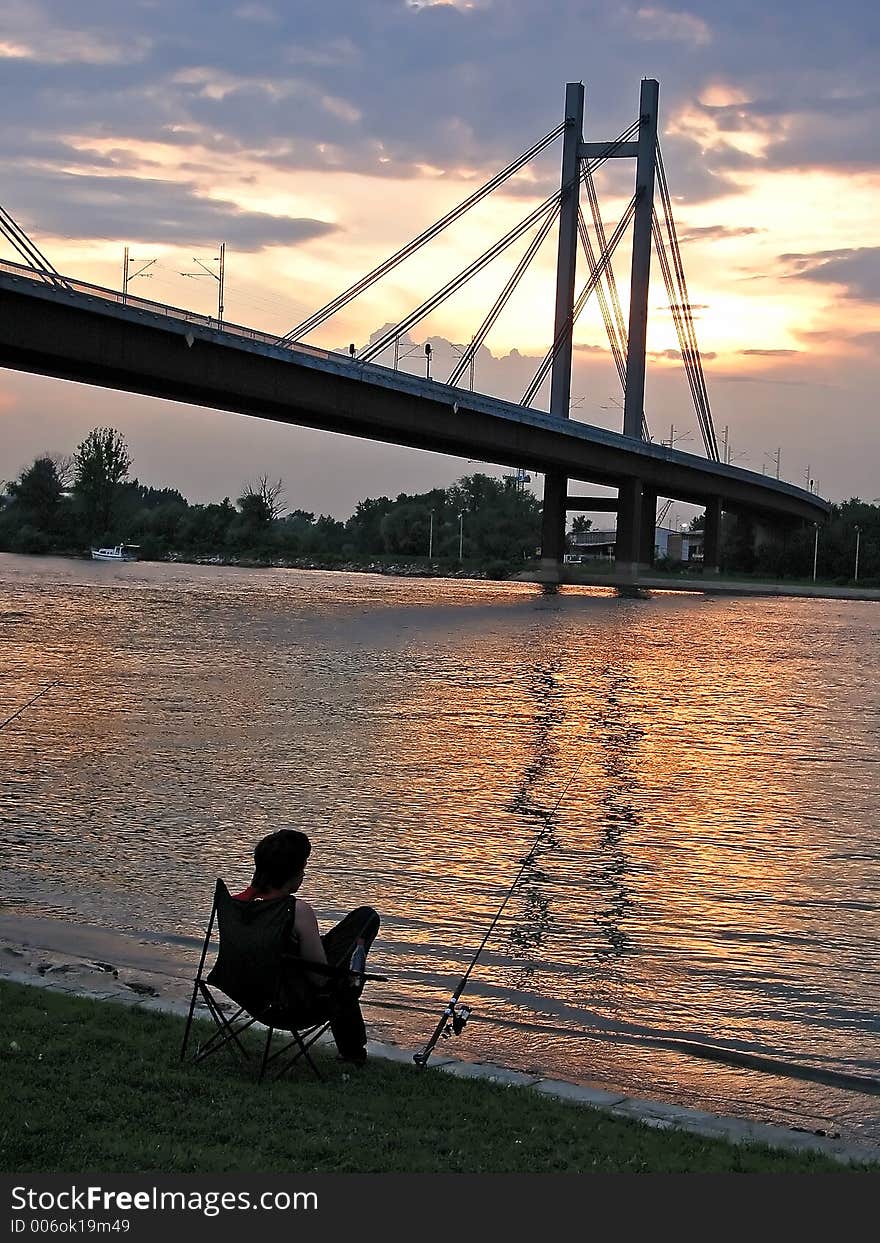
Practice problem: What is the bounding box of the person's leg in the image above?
[321,906,380,965]
[320,906,380,1063]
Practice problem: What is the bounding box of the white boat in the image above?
[90,543,140,562]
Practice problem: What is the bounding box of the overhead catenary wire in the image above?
[277,123,566,345]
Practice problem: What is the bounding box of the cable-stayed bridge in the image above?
[0,79,828,579]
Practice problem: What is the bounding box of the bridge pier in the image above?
[540,469,568,577]
[639,487,657,568]
[703,496,722,574]
[615,479,653,577]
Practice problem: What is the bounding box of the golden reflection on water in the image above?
[1,554,879,1137]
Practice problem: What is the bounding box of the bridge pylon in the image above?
[539,81,584,578]
[541,78,662,581]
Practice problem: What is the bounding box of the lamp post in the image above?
[854,525,861,583]
[428,509,434,560]
[458,511,464,562]
[812,523,819,582]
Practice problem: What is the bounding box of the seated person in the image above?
[234,828,379,1066]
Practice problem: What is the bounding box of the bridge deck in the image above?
[0,260,829,524]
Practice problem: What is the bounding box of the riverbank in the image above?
[2,920,877,1169]
[516,565,880,601]
[9,546,880,599]
[1,979,871,1173]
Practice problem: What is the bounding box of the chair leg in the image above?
[199,986,253,1063]
[180,978,201,1062]
[258,1025,275,1083]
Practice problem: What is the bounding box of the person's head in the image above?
[250,829,312,895]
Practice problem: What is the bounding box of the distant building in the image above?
[566,525,704,563]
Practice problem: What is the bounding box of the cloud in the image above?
[781,247,880,303]
[678,225,762,243]
[4,167,338,251]
[739,348,799,356]
[633,6,711,46]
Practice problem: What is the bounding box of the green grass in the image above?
[0,981,868,1173]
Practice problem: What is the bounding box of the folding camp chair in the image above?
[180,879,385,1082]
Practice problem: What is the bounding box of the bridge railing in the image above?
[0,256,335,363]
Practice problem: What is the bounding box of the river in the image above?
[1,553,878,1146]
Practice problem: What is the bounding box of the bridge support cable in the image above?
[447,200,561,388]
[358,193,563,364]
[0,204,69,289]
[654,138,719,460]
[277,124,564,345]
[360,137,630,369]
[576,202,651,442]
[521,194,637,408]
[583,169,652,441]
[283,119,638,358]
[651,212,714,457]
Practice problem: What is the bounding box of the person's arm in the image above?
[293,899,329,986]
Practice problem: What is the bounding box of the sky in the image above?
[1,0,878,518]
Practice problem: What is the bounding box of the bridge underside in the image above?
[0,276,829,577]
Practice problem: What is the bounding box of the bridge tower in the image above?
[616,77,659,577]
[539,81,584,576]
[541,78,661,581]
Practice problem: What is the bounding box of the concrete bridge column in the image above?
[703,496,722,574]
[540,469,568,569]
[639,487,657,568]
[615,479,650,578]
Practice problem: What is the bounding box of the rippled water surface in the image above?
[2,554,878,1144]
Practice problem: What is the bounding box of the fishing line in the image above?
[0,680,59,732]
[413,747,592,1067]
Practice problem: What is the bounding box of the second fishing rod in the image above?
[413,748,591,1067]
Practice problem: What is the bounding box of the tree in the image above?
[43,452,75,489]
[73,427,132,538]
[6,456,63,530]
[570,515,592,534]
[240,475,287,521]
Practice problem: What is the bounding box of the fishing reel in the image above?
[447,1002,472,1037]
[412,1000,473,1067]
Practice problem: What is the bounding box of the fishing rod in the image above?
[0,680,59,732]
[413,749,591,1068]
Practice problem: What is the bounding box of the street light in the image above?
[854,524,861,583]
[180,242,226,326]
[812,523,819,582]
[458,511,464,561]
[427,509,434,560]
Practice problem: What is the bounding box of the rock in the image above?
[126,981,159,997]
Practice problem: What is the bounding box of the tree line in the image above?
[0,428,543,574]
[2,426,878,583]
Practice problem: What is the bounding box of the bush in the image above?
[483,559,514,580]
[10,524,51,554]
